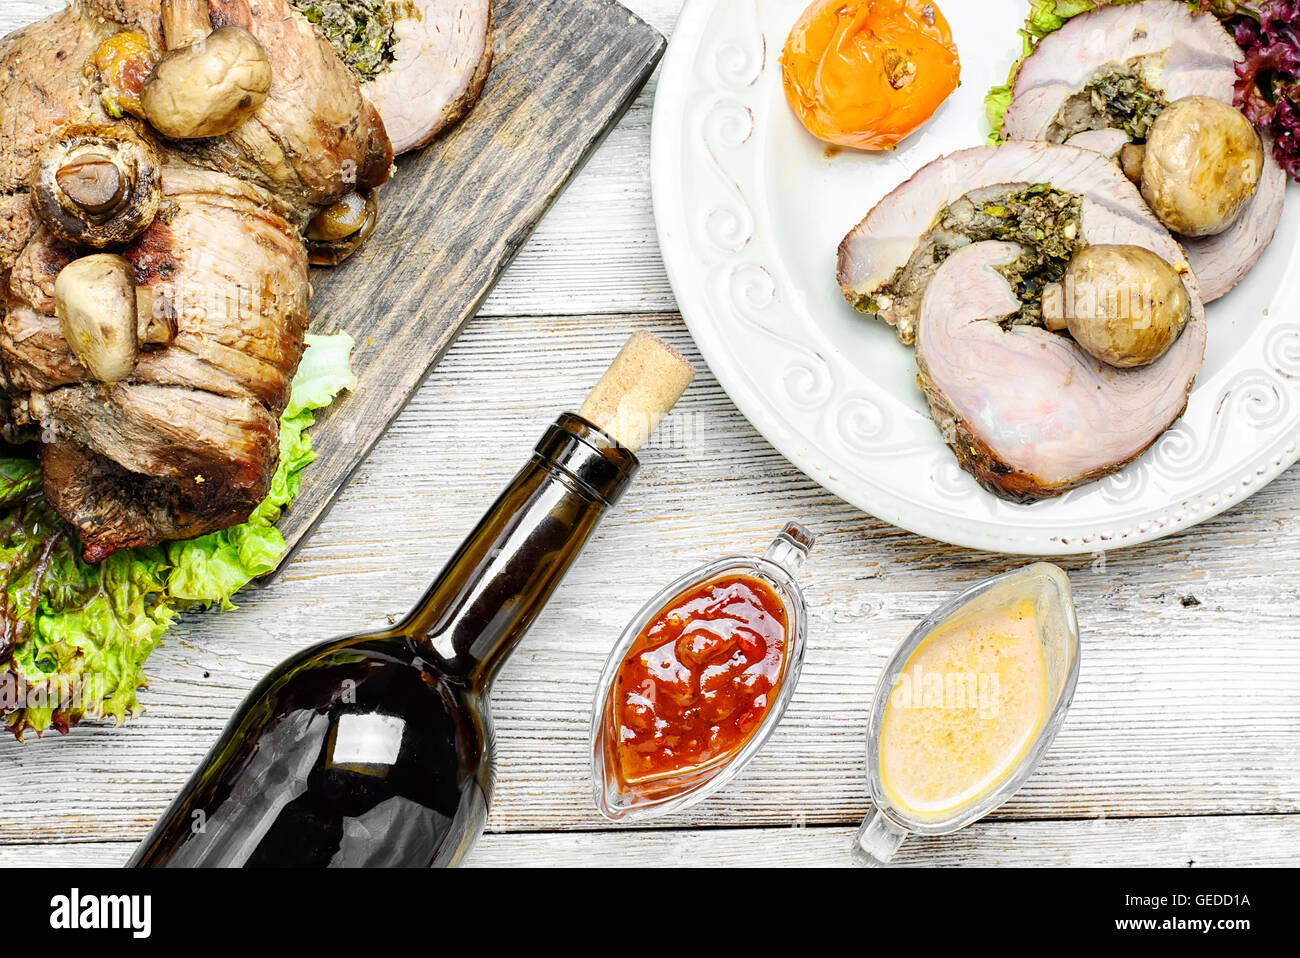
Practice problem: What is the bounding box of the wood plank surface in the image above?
[1,312,1296,860]
[2,812,1294,867]
[278,0,666,557]
[0,0,1297,869]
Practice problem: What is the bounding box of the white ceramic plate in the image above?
[652,0,1300,555]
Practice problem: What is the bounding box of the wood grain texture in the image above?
[1,312,1296,864]
[278,0,667,557]
[1,813,1295,868]
[0,0,1297,869]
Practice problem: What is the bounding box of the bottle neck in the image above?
[400,414,638,689]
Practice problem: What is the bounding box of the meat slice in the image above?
[359,0,493,155]
[126,162,310,409]
[837,142,1194,345]
[31,383,279,503]
[917,241,1206,501]
[1003,1,1241,140]
[1001,0,1286,302]
[1063,128,1130,158]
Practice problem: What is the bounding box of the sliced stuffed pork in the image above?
[837,141,1205,501]
[291,0,494,155]
[917,241,1204,501]
[1001,0,1286,302]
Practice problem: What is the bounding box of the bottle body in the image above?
[129,635,490,867]
[130,414,637,868]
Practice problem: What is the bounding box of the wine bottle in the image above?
[129,333,694,868]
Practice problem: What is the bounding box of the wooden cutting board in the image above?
[275,0,665,562]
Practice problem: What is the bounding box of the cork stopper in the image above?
[579,332,695,453]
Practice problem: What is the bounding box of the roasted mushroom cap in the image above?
[1044,244,1190,368]
[141,26,273,139]
[54,253,140,383]
[30,124,162,249]
[1141,96,1264,238]
[306,190,378,266]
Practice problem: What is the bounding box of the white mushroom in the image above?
[1141,96,1264,238]
[305,190,378,265]
[141,26,273,139]
[55,254,140,383]
[30,124,162,248]
[1043,244,1191,368]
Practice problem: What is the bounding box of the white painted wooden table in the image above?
[2,0,1298,868]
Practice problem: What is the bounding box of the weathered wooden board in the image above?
[275,0,666,560]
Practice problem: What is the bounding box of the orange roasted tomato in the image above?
[781,0,961,151]
[89,32,155,120]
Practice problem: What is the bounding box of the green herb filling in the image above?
[290,0,401,82]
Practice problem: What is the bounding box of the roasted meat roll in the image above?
[0,0,397,560]
[1001,0,1286,302]
[838,142,1206,501]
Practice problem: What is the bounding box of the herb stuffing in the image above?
[290,0,401,82]
[867,183,1084,337]
[946,183,1084,327]
[986,1,1300,182]
[1048,63,1169,140]
[0,333,357,739]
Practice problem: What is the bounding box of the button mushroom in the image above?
[54,254,140,384]
[30,124,162,249]
[306,190,378,266]
[1043,244,1191,369]
[1119,142,1145,186]
[141,26,273,139]
[1141,96,1264,238]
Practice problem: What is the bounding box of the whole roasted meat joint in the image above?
[0,0,492,563]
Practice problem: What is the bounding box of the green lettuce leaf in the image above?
[1,332,356,738]
[165,333,357,608]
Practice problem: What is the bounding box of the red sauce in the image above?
[612,574,789,786]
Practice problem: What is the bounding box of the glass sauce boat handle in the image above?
[762,522,815,576]
[852,808,909,866]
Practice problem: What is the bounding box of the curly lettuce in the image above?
[1227,2,1300,179]
[0,333,356,739]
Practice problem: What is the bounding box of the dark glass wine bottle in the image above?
[129,412,641,867]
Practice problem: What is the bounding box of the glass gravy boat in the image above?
[854,562,1081,866]
[590,523,815,821]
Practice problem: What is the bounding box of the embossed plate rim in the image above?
[652,0,1300,556]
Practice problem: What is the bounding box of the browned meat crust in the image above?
[917,363,1190,504]
[0,1,392,560]
[40,440,268,562]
